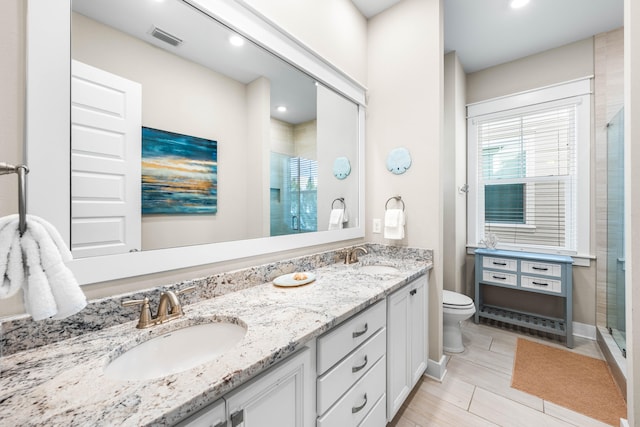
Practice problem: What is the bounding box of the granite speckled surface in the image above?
[0,244,431,426]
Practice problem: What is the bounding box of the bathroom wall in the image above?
[443,52,468,295]
[594,28,624,328]
[466,37,594,104]
[242,0,368,85]
[625,1,640,422]
[0,0,24,223]
[464,37,598,328]
[366,0,444,360]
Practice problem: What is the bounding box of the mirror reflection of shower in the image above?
[606,107,626,357]
[270,153,318,235]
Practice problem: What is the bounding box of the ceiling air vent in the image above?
[151,27,182,47]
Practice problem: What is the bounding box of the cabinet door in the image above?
[386,275,429,421]
[175,398,226,427]
[409,275,428,387]
[386,285,410,420]
[225,347,313,427]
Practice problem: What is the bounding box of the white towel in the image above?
[328,209,345,230]
[384,209,405,240]
[0,214,87,320]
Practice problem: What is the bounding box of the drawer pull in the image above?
[352,355,368,373]
[492,275,507,280]
[352,323,368,338]
[532,266,549,271]
[532,281,549,286]
[492,261,507,266]
[352,393,368,414]
[410,289,417,296]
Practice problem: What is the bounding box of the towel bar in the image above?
[331,197,345,209]
[385,196,405,211]
[0,162,29,235]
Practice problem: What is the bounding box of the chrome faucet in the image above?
[344,246,368,264]
[123,286,196,328]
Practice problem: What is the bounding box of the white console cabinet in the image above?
[386,275,429,420]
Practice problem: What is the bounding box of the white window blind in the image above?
[467,79,591,255]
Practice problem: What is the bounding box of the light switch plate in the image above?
[372,218,382,233]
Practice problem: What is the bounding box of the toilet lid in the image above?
[443,290,473,307]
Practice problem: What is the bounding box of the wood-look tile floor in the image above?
[389,320,614,427]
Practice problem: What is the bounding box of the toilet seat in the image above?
[443,290,474,309]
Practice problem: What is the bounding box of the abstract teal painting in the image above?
[141,127,217,214]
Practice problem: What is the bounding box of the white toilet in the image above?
[442,290,476,353]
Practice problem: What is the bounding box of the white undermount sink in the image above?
[104,321,247,381]
[358,265,400,274]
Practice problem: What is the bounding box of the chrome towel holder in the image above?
[0,162,29,235]
[385,195,405,211]
[331,197,345,209]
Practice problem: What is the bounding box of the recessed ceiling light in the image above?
[229,35,244,47]
[510,0,530,9]
[277,106,287,113]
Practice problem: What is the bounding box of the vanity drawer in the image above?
[317,300,386,375]
[357,393,386,427]
[317,328,386,414]
[521,275,562,294]
[521,261,562,278]
[482,270,517,287]
[482,256,517,272]
[317,355,386,427]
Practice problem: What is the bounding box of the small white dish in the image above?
[273,272,316,287]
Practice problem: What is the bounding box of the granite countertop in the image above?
[0,254,431,426]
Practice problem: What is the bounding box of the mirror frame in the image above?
[26,0,366,285]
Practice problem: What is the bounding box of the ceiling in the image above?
[353,0,624,73]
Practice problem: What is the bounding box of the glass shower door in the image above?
[606,108,626,356]
[270,153,318,236]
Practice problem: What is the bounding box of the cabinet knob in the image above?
[410,289,417,296]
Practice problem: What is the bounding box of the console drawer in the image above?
[482,270,517,287]
[521,260,562,278]
[521,275,562,294]
[317,300,386,375]
[482,256,517,272]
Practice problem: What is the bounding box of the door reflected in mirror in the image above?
[70,0,359,257]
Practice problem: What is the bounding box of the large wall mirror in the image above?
[26,0,365,284]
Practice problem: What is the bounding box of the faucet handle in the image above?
[176,285,196,296]
[122,297,153,329]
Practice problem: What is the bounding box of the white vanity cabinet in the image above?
[177,347,313,427]
[386,275,429,420]
[316,300,387,427]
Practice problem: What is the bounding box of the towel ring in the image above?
[331,198,345,209]
[385,196,405,211]
[0,162,29,235]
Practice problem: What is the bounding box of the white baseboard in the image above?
[620,418,629,427]
[573,321,597,340]
[424,355,449,382]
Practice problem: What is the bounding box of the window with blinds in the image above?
[467,79,590,254]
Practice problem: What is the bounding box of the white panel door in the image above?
[71,60,142,257]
